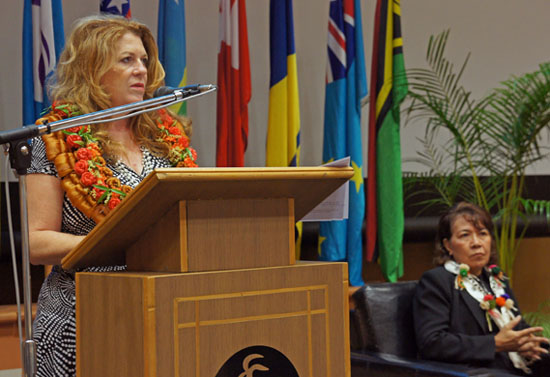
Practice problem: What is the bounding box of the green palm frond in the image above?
[523,300,550,338]
[519,198,550,225]
[405,30,478,133]
[480,66,550,174]
[403,171,464,213]
[403,30,550,282]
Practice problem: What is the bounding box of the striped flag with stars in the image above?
[319,0,367,287]
[100,0,131,18]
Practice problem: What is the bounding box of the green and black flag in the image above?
[366,0,408,282]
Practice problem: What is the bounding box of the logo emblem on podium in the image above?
[216,345,299,376]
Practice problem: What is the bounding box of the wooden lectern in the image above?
[62,167,353,377]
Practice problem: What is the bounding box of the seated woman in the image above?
[413,202,549,376]
[27,15,197,376]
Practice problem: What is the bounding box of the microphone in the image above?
[153,84,217,98]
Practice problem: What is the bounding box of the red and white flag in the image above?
[216,0,251,167]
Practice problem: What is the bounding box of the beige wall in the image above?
[1,0,550,174]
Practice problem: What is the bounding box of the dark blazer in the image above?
[413,266,528,373]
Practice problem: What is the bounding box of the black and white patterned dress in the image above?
[28,136,172,377]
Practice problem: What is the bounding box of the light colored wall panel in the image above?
[2,1,549,174]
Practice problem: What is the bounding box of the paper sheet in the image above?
[301,157,350,222]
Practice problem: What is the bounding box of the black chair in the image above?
[349,281,521,377]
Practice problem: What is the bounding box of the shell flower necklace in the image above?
[37,102,198,223]
[444,260,530,373]
[446,260,517,331]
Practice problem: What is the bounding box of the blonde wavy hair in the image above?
[49,15,191,159]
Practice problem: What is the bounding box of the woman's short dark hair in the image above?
[434,201,499,266]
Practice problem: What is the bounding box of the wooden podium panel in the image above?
[76,262,350,377]
[62,167,353,272]
[125,198,295,273]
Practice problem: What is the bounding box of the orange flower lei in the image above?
[156,109,198,167]
[36,102,198,223]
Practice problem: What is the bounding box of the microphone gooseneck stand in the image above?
[0,84,216,377]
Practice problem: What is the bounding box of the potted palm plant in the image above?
[403,30,550,283]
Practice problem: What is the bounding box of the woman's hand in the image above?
[495,315,549,358]
[517,333,550,362]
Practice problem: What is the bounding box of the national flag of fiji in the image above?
[22,0,65,125]
[366,0,408,282]
[267,0,302,258]
[216,0,251,167]
[319,0,367,287]
[100,0,131,18]
[158,0,187,115]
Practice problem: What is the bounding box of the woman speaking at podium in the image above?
[26,15,197,376]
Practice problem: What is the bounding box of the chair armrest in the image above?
[350,351,520,377]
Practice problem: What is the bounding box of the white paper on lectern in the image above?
[301,157,350,222]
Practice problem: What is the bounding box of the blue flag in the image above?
[266,0,300,168]
[267,0,302,258]
[22,0,65,125]
[319,0,367,287]
[158,0,187,115]
[100,0,131,18]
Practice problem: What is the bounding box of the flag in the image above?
[158,0,187,115]
[22,0,65,125]
[319,0,367,287]
[216,0,251,167]
[267,0,302,258]
[365,0,408,282]
[266,0,300,168]
[100,0,131,18]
